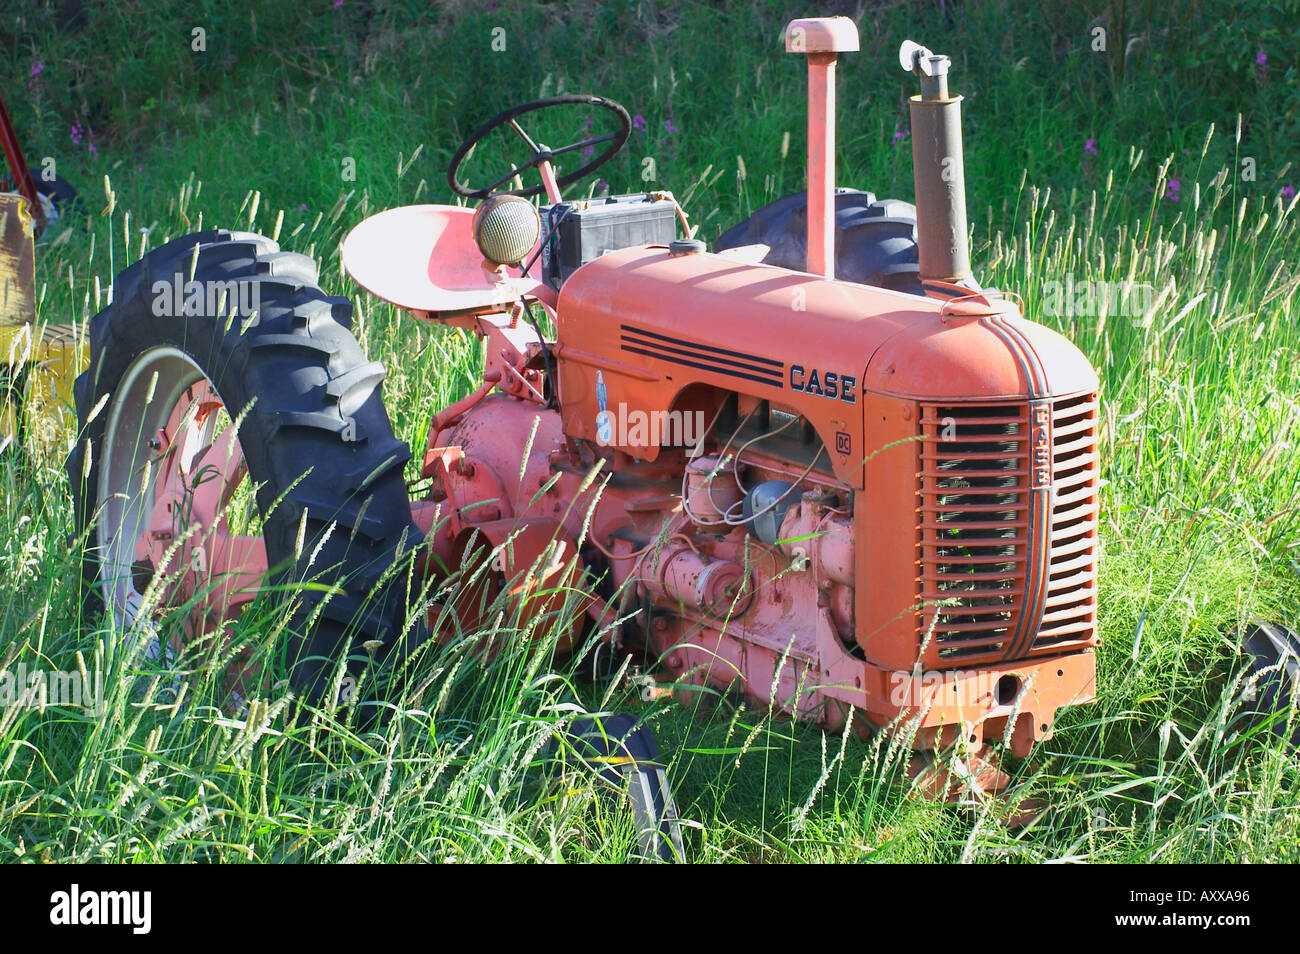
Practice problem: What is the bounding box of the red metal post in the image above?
[786,17,859,280]
[537,160,563,205]
[805,53,836,279]
[0,92,46,230]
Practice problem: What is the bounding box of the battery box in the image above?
[540,193,677,289]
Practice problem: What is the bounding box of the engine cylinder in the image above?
[684,455,741,527]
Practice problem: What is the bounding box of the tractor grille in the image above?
[1035,393,1100,649]
[917,394,1099,665]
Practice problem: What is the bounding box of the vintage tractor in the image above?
[67,18,1103,847]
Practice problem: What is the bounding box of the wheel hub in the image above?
[98,346,267,645]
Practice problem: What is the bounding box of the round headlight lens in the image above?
[472,195,541,267]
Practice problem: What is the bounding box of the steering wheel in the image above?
[446,95,631,200]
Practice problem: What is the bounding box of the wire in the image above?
[647,190,694,238]
[679,406,828,531]
[512,203,575,410]
[678,401,739,527]
[515,295,553,408]
[679,401,761,525]
[719,444,827,528]
[519,203,572,283]
[587,529,700,563]
[729,412,800,496]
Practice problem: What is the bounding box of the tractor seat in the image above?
[341,204,540,316]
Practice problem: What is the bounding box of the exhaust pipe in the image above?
[901,41,973,288]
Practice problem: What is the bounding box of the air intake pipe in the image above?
[786,16,860,280]
[901,40,974,288]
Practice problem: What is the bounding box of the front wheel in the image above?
[561,713,685,862]
[66,230,422,700]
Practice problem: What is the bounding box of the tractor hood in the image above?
[861,306,1099,400]
[553,244,1095,485]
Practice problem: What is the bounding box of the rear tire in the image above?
[715,188,923,295]
[66,229,422,699]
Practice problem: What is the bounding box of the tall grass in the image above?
[1,121,1295,860]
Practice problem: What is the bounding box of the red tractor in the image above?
[67,19,1101,844]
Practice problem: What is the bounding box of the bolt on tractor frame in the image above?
[70,17,1101,807]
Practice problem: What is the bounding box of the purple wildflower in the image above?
[1282,185,1296,203]
[1084,137,1097,156]
[333,0,343,9]
[1256,49,1267,67]
[664,118,678,134]
[1164,178,1181,202]
[70,122,83,145]
[632,114,646,132]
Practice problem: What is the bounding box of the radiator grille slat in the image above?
[918,394,1100,664]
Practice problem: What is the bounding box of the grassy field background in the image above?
[0,0,1297,861]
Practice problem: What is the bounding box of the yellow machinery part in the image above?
[1,193,85,454]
